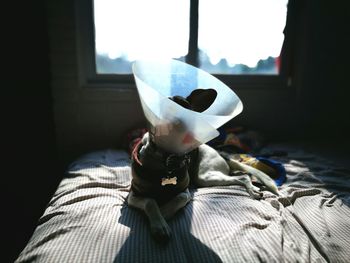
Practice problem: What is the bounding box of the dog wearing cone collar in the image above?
[127,89,279,243]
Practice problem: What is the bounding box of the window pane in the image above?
[94,0,190,74]
[198,0,288,75]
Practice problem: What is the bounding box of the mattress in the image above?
[15,144,350,262]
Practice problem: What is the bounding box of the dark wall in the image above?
[3,1,61,262]
[293,0,350,141]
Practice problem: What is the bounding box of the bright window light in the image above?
[198,0,288,74]
[94,0,189,73]
[93,0,288,75]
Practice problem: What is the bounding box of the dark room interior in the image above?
[3,0,350,262]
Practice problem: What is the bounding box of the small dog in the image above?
[127,91,279,242]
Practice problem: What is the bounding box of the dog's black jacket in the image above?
[131,139,198,206]
[130,91,216,205]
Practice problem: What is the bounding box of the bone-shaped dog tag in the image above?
[161,177,177,186]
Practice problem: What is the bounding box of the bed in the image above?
[15,142,350,263]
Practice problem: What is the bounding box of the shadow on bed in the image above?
[116,190,223,263]
[112,146,350,263]
[269,145,350,209]
[14,148,350,263]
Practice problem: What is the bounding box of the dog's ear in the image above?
[169,95,192,110]
[186,88,217,113]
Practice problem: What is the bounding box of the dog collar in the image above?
[162,153,190,186]
[131,138,190,186]
[131,139,143,167]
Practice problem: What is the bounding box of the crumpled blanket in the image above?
[15,141,350,263]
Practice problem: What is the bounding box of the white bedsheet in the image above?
[15,145,350,263]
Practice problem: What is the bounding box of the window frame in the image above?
[75,0,291,90]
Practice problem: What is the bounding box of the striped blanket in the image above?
[15,144,350,263]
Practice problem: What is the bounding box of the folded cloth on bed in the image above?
[206,126,265,153]
[226,153,287,187]
[15,145,350,263]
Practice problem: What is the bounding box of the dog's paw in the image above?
[248,186,263,200]
[251,191,263,200]
[150,221,172,243]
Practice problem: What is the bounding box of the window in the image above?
[76,0,290,87]
[197,0,288,75]
[94,0,190,74]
